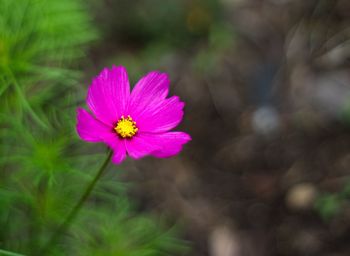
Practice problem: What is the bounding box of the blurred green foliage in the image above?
[0,0,96,128]
[0,0,189,255]
[315,182,350,220]
[93,0,222,48]
[91,0,234,77]
[315,193,342,220]
[0,0,95,81]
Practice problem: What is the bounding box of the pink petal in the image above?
[135,96,185,133]
[127,71,169,118]
[76,108,113,142]
[125,132,191,159]
[104,135,127,164]
[125,134,162,159]
[151,132,191,158]
[87,65,130,126]
[77,108,127,164]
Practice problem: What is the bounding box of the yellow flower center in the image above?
[114,115,138,138]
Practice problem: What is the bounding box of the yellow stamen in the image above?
[114,115,138,138]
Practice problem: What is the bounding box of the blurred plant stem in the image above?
[0,249,26,256]
[5,68,49,130]
[39,149,113,255]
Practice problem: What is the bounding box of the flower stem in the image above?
[0,248,26,256]
[39,149,113,255]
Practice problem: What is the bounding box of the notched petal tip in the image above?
[104,137,127,165]
[111,64,127,71]
[127,71,171,117]
[134,95,186,133]
[152,131,191,158]
[86,65,130,125]
[123,132,190,159]
[112,150,127,164]
[182,132,192,142]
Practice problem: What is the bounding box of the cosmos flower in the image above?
[76,66,191,164]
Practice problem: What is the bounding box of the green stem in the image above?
[39,149,113,255]
[0,249,26,256]
[6,68,49,130]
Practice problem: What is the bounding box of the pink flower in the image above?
[76,66,191,164]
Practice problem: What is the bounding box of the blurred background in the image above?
[1,0,350,255]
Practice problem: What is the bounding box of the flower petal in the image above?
[76,108,113,142]
[125,134,162,159]
[127,71,169,118]
[151,132,191,158]
[135,96,185,133]
[104,136,127,164]
[87,65,130,125]
[125,132,191,159]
